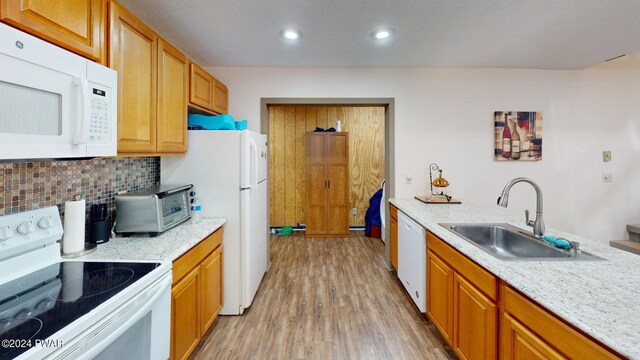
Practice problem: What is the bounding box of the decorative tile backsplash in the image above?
[0,157,160,224]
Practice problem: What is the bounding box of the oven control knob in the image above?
[17,221,35,234]
[0,226,12,241]
[38,216,54,229]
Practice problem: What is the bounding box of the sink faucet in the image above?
[497,177,545,238]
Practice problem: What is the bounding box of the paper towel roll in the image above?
[63,199,86,254]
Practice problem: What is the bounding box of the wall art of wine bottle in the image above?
[494,111,542,161]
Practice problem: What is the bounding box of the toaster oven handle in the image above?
[156,184,193,198]
[72,76,89,145]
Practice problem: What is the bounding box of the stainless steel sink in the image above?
[439,223,604,261]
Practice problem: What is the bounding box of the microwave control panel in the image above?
[89,87,110,143]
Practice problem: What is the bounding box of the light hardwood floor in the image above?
[191,232,456,360]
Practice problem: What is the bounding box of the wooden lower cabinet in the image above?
[426,231,622,360]
[171,229,224,360]
[200,245,223,334]
[390,217,398,271]
[453,273,497,360]
[502,313,565,360]
[427,231,497,360]
[171,267,200,360]
[389,205,398,271]
[426,250,453,343]
[500,284,620,360]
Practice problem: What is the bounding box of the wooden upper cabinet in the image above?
[189,62,214,110]
[109,1,157,153]
[157,38,187,153]
[212,79,228,114]
[189,61,228,114]
[0,0,106,63]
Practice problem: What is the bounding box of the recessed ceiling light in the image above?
[281,29,301,40]
[372,28,394,40]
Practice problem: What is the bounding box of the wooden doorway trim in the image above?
[261,98,395,271]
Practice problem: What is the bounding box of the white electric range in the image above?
[0,207,171,360]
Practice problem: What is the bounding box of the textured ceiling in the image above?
[118,0,640,69]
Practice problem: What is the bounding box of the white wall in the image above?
[207,65,640,244]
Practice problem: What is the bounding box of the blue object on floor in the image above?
[188,114,236,130]
[365,189,383,236]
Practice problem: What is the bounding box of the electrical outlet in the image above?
[405,174,413,184]
[603,173,613,182]
[603,150,612,162]
[351,208,357,215]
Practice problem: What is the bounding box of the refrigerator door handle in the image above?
[249,137,258,187]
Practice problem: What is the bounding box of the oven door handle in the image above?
[73,274,171,360]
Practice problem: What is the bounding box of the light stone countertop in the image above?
[390,198,640,359]
[81,217,226,262]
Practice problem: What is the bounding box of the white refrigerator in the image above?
[161,130,268,315]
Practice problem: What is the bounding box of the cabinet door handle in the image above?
[324,180,327,188]
[328,180,330,188]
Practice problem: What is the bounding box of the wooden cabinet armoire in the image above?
[306,132,350,237]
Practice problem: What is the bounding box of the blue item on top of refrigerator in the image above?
[188,114,236,130]
[235,120,248,130]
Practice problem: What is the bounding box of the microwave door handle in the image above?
[72,77,89,145]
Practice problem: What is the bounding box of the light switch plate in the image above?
[603,150,612,162]
[351,208,358,215]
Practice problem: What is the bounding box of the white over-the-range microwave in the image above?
[0,23,117,160]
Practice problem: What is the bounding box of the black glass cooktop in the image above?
[0,261,160,359]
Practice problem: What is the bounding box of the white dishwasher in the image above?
[397,211,427,312]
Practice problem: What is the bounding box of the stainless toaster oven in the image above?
[115,184,193,236]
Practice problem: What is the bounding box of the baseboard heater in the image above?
[270,226,365,231]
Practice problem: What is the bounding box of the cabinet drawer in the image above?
[173,228,223,285]
[501,284,621,360]
[427,231,497,301]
